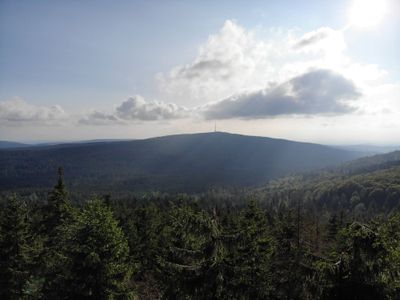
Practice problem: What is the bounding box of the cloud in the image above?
[157,20,279,105]
[79,95,189,125]
[0,98,67,125]
[157,21,354,107]
[78,111,122,126]
[156,20,396,123]
[76,21,397,134]
[293,27,346,54]
[203,69,361,119]
[116,96,188,121]
[80,21,395,127]
[294,29,330,48]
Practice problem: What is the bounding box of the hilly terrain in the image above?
[255,150,400,216]
[2,136,400,299]
[0,141,30,149]
[0,132,365,193]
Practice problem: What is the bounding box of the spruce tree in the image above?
[271,203,302,299]
[157,204,223,299]
[66,199,133,299]
[42,167,72,237]
[40,167,75,299]
[381,211,400,297]
[0,196,32,299]
[228,200,275,299]
[322,222,388,300]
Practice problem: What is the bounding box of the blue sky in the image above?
[0,0,399,143]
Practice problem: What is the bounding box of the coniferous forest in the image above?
[2,0,400,298]
[1,161,400,299]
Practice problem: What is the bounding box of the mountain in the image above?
[0,132,365,193]
[0,141,30,149]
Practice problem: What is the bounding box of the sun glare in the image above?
[349,0,387,28]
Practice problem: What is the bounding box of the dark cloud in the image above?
[203,69,361,119]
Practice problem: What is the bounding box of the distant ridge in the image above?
[334,144,400,155]
[0,132,366,193]
[0,140,30,149]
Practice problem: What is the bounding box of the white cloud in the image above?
[157,21,353,107]
[156,20,397,124]
[3,21,398,144]
[203,69,360,119]
[78,111,122,126]
[79,95,189,125]
[293,27,346,55]
[0,98,67,125]
[116,96,188,121]
[81,21,396,125]
[359,82,400,115]
[157,20,280,106]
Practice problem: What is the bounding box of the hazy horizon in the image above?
[1,0,399,144]
[2,131,400,149]
[1,2,400,297]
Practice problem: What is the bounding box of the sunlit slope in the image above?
[0,132,364,192]
[255,150,400,214]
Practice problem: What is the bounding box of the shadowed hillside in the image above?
[0,141,29,149]
[0,132,364,192]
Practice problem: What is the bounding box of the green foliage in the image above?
[319,222,392,299]
[41,167,73,237]
[124,204,163,274]
[226,200,275,298]
[2,160,400,299]
[157,203,219,299]
[66,199,134,299]
[0,196,34,299]
[0,132,363,194]
[380,212,400,296]
[40,168,76,298]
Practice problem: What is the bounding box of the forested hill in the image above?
[0,132,364,193]
[338,150,400,175]
[257,150,400,216]
[0,141,29,149]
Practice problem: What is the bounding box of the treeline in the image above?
[257,166,400,218]
[1,170,400,299]
[0,133,364,194]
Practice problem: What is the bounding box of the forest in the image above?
[0,133,363,193]
[2,0,399,298]
[1,161,400,299]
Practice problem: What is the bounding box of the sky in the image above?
[0,0,399,144]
